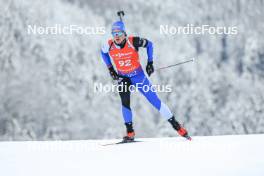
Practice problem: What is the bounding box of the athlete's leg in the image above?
[130,73,191,139]
[130,73,173,120]
[118,77,134,136]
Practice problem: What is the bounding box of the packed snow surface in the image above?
[1,134,264,176]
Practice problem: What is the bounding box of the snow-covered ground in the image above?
[0,134,263,176]
[1,0,264,140]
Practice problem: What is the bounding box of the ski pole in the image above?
[156,58,195,71]
[114,58,195,84]
[135,58,195,88]
[117,11,125,21]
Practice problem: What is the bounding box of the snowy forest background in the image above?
[0,0,263,140]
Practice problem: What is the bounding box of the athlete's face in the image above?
[112,30,126,44]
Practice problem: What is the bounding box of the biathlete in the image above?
[101,20,191,142]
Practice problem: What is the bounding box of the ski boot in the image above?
[168,116,192,140]
[177,126,192,140]
[122,131,135,143]
[122,122,135,143]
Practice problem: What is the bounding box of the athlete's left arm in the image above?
[133,37,153,63]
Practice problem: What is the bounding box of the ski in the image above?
[101,140,142,146]
[184,135,192,141]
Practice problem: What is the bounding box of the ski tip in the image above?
[185,136,192,141]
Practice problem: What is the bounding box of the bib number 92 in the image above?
[119,60,131,67]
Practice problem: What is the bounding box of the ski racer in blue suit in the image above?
[101,21,191,141]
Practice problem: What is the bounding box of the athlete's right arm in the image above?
[101,43,119,80]
[101,43,113,68]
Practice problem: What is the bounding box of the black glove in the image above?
[146,61,154,76]
[108,66,119,80]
